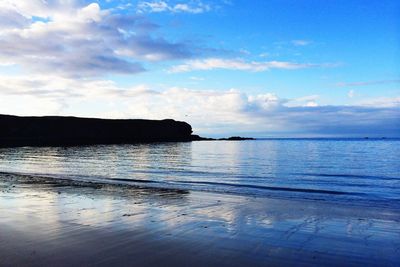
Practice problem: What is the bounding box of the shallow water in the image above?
[1,178,399,267]
[0,139,399,207]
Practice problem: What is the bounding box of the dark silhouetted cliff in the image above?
[0,115,194,147]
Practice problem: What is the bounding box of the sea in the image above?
[0,139,399,208]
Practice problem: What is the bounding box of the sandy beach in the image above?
[1,173,399,267]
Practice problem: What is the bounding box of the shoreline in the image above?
[1,170,399,210]
[1,173,399,266]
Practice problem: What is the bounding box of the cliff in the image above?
[0,115,194,147]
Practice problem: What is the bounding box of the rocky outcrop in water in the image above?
[218,136,255,141]
[0,115,195,147]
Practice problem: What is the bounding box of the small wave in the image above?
[294,173,400,181]
[166,180,362,196]
[110,178,156,184]
[1,170,362,196]
[0,171,189,195]
[127,169,282,182]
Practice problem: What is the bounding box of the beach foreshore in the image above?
[1,173,399,267]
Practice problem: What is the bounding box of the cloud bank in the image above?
[0,75,398,137]
[169,58,329,73]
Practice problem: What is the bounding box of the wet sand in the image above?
[1,174,399,266]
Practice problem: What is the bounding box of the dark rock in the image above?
[219,136,255,141]
[0,114,195,147]
[190,135,215,141]
[190,135,255,141]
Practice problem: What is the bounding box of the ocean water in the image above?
[0,139,399,208]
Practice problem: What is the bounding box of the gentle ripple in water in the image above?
[0,139,399,207]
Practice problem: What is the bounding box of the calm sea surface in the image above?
[0,139,399,207]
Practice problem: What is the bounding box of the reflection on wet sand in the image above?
[1,173,399,267]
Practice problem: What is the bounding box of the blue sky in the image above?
[0,0,399,137]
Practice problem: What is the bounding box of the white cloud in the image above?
[305,101,318,107]
[0,1,191,77]
[77,3,103,22]
[285,95,320,107]
[137,1,211,14]
[348,90,355,98]
[169,58,319,73]
[291,40,310,46]
[173,3,210,13]
[357,97,400,108]
[138,1,169,13]
[189,76,205,81]
[337,79,400,87]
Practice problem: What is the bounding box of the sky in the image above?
[0,0,399,137]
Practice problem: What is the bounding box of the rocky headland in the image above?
[0,114,254,147]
